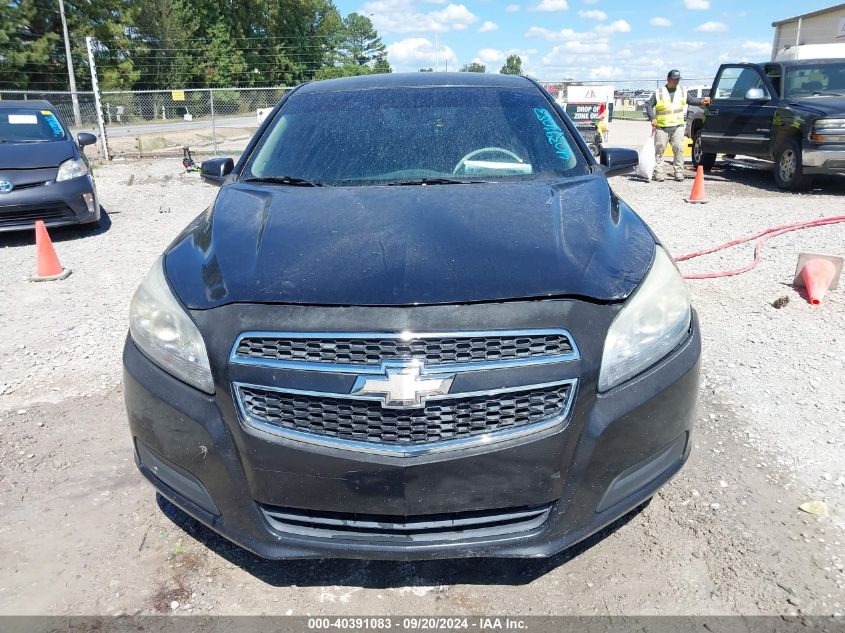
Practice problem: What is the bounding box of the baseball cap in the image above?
[667,69,681,80]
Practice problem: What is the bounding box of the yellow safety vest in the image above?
[654,86,687,128]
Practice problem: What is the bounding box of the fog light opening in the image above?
[82,192,96,214]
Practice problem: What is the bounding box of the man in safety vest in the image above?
[645,69,711,181]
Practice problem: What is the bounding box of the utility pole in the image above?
[58,0,81,126]
[86,37,109,160]
[435,32,439,72]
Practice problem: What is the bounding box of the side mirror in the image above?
[77,132,97,147]
[745,88,767,101]
[600,147,639,177]
[200,157,234,185]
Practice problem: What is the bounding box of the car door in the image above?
[701,65,777,157]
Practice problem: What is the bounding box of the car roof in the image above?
[295,72,537,95]
[0,99,56,111]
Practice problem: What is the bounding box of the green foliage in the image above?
[459,62,486,73]
[0,0,390,90]
[500,54,523,76]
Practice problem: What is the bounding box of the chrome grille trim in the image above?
[230,329,580,373]
[259,503,553,541]
[233,378,577,457]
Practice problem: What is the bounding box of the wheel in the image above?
[691,129,716,170]
[774,138,812,191]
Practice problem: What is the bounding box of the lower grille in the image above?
[260,503,552,542]
[237,382,574,449]
[0,202,74,226]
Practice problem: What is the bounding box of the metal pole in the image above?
[58,0,81,126]
[435,32,439,72]
[86,37,110,161]
[210,89,217,155]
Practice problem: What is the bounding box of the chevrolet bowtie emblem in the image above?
[351,361,454,408]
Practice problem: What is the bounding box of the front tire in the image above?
[774,138,811,191]
[691,129,716,170]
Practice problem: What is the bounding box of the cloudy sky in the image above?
[334,0,832,81]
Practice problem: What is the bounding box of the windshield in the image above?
[784,63,845,98]
[244,86,588,186]
[0,108,67,143]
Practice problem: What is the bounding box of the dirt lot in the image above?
[0,157,843,618]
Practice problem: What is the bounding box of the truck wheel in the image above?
[692,130,716,170]
[774,138,811,191]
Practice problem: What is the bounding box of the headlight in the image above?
[598,246,691,392]
[813,118,845,129]
[56,157,89,181]
[129,257,214,393]
[811,118,845,142]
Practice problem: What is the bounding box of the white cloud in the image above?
[477,48,506,63]
[535,0,568,12]
[525,26,588,41]
[386,37,458,69]
[505,4,521,12]
[595,19,631,34]
[429,4,478,30]
[650,16,671,27]
[676,41,706,50]
[590,65,625,79]
[478,20,499,32]
[362,0,478,34]
[578,9,607,20]
[741,40,771,55]
[695,21,728,32]
[684,0,710,9]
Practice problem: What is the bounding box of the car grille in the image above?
[259,503,552,541]
[234,331,574,367]
[237,383,573,447]
[0,202,74,226]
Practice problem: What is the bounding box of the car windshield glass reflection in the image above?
[0,109,67,143]
[244,87,588,186]
[785,63,845,97]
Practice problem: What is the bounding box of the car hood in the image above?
[785,96,845,117]
[0,140,76,170]
[166,176,656,309]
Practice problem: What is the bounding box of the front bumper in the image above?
[0,175,99,233]
[123,307,701,560]
[802,146,845,175]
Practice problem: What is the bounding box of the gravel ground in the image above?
[0,157,843,617]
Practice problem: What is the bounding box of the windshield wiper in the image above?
[385,177,487,186]
[243,176,322,187]
[812,91,845,96]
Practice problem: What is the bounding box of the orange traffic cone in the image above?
[685,165,708,203]
[793,253,841,305]
[30,220,71,282]
[802,259,835,304]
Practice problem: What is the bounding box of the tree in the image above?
[499,54,522,76]
[419,67,433,72]
[459,62,486,73]
[334,13,386,67]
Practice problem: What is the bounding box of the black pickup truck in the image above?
[688,59,845,190]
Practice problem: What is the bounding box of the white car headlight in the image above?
[129,257,214,393]
[56,157,89,181]
[598,246,691,392]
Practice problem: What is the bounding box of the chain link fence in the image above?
[100,87,292,158]
[0,89,100,129]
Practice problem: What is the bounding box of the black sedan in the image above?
[0,100,99,232]
[123,73,701,560]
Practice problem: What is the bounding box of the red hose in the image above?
[675,216,845,280]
